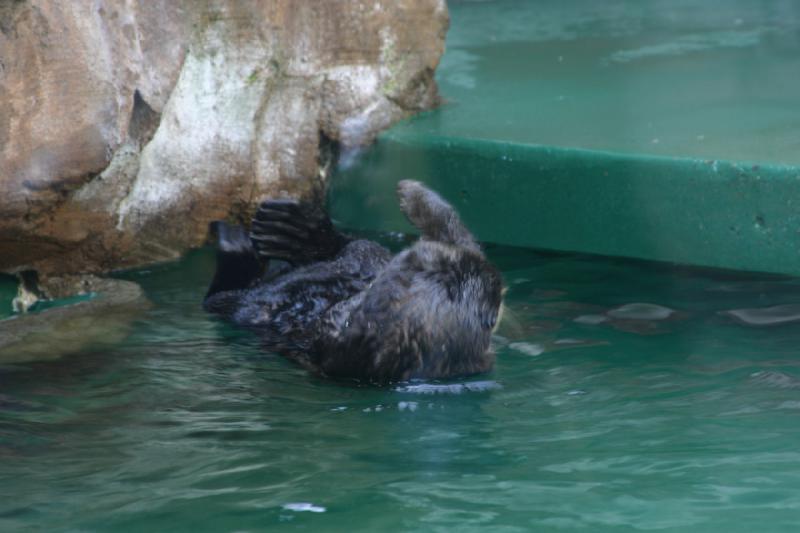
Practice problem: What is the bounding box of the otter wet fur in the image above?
[203,180,504,384]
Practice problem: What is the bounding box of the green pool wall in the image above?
[330,134,800,276]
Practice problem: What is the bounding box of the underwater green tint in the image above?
[0,276,16,320]
[3,247,800,531]
[411,0,800,164]
[330,0,800,276]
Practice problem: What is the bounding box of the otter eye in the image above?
[482,312,497,330]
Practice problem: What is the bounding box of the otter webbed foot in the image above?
[211,220,254,254]
[204,221,263,303]
[397,180,480,253]
[250,199,350,266]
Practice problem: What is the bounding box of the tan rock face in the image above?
[0,0,447,279]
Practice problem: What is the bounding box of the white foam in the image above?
[282,503,326,513]
[395,381,502,395]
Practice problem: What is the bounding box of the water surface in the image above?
[3,246,800,531]
[393,0,800,165]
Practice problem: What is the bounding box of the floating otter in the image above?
[203,180,503,384]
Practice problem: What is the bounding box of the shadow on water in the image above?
[0,274,17,321]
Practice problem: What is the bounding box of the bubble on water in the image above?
[722,304,800,326]
[330,406,347,412]
[282,503,326,513]
[574,314,608,325]
[395,381,502,394]
[398,401,418,412]
[607,303,675,320]
[509,342,545,356]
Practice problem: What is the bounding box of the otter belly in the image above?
[311,240,503,383]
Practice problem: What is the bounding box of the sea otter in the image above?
[203,180,503,384]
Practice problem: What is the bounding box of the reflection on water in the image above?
[2,246,800,531]
[722,304,800,327]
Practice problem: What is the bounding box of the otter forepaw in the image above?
[250,198,349,265]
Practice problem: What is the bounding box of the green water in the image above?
[3,246,800,531]
[0,276,17,320]
[392,0,800,165]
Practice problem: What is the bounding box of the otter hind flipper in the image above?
[397,180,480,252]
[250,199,349,265]
[212,220,254,254]
[204,221,263,303]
